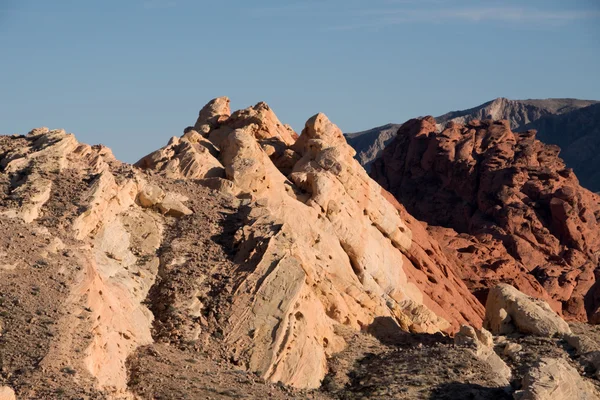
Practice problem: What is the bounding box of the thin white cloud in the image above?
[332,6,600,30]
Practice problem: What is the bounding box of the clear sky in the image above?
[1,0,599,162]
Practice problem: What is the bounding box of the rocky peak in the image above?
[132,98,493,387]
[193,95,231,133]
[371,117,600,323]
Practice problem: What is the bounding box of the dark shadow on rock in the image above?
[429,382,512,400]
[367,316,451,347]
[210,203,253,260]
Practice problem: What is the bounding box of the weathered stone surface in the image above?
[137,184,166,207]
[503,342,523,361]
[435,97,600,191]
[372,117,600,322]
[2,98,538,393]
[514,357,598,400]
[156,193,193,217]
[0,387,16,400]
[0,129,163,396]
[135,132,225,180]
[193,96,231,133]
[203,101,485,387]
[484,284,571,337]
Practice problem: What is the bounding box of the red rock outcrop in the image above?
[371,117,600,322]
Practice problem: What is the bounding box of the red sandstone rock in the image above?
[372,117,600,322]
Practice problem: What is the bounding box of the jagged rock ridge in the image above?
[135,98,488,387]
[2,101,600,399]
[0,99,485,396]
[371,116,600,324]
[347,98,600,191]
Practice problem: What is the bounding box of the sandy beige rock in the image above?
[0,130,164,397]
[0,129,79,223]
[193,96,231,133]
[514,357,598,400]
[503,342,523,361]
[0,99,510,393]
[485,284,571,337]
[137,184,166,207]
[0,387,16,400]
[135,134,225,180]
[207,101,299,153]
[157,193,193,217]
[217,110,464,388]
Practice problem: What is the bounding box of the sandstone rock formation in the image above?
[0,128,195,397]
[0,387,16,400]
[437,97,600,191]
[134,99,489,388]
[346,98,600,189]
[484,284,571,337]
[3,98,600,399]
[371,117,600,323]
[0,99,491,396]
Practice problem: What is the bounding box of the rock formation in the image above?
[436,98,598,131]
[454,325,511,385]
[135,99,490,388]
[484,284,571,337]
[371,117,600,323]
[348,98,600,191]
[514,358,596,400]
[2,99,600,399]
[0,98,488,396]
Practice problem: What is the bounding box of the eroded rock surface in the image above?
[514,357,598,400]
[133,99,495,388]
[372,117,600,322]
[485,284,571,337]
[4,98,600,399]
[0,100,491,395]
[0,129,192,398]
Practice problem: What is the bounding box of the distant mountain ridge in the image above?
[436,97,598,130]
[345,123,401,170]
[346,97,600,191]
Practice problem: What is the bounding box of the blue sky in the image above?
[1,0,599,162]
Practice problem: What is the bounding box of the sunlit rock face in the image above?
[0,99,486,394]
[371,116,600,323]
[134,98,485,388]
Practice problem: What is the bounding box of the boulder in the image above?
[137,184,166,207]
[0,387,16,400]
[484,284,571,337]
[193,96,231,133]
[157,193,193,217]
[514,358,598,400]
[503,342,523,361]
